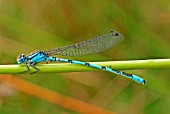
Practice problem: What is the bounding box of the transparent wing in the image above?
[45,30,124,56]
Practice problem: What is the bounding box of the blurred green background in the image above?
[0,0,170,114]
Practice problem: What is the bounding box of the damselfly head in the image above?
[17,54,26,64]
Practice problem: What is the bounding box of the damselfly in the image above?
[17,30,146,84]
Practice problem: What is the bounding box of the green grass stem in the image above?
[0,59,170,74]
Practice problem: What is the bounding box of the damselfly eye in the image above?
[20,54,25,58]
[18,54,25,59]
[17,54,26,64]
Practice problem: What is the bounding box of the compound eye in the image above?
[19,54,25,58]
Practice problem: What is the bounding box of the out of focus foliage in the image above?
[0,0,169,114]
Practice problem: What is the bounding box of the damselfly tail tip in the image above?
[143,80,146,84]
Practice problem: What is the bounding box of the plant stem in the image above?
[0,59,170,74]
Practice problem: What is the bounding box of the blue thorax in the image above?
[17,51,49,64]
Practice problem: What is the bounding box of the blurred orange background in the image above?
[0,0,170,114]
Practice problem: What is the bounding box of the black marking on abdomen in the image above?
[85,62,90,66]
[122,72,132,77]
[68,60,73,63]
[109,66,118,72]
[143,80,146,84]
[116,70,121,74]
[52,57,56,61]
[101,66,106,70]
[125,73,132,77]
[110,68,120,73]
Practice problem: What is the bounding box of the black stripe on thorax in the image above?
[28,53,40,60]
